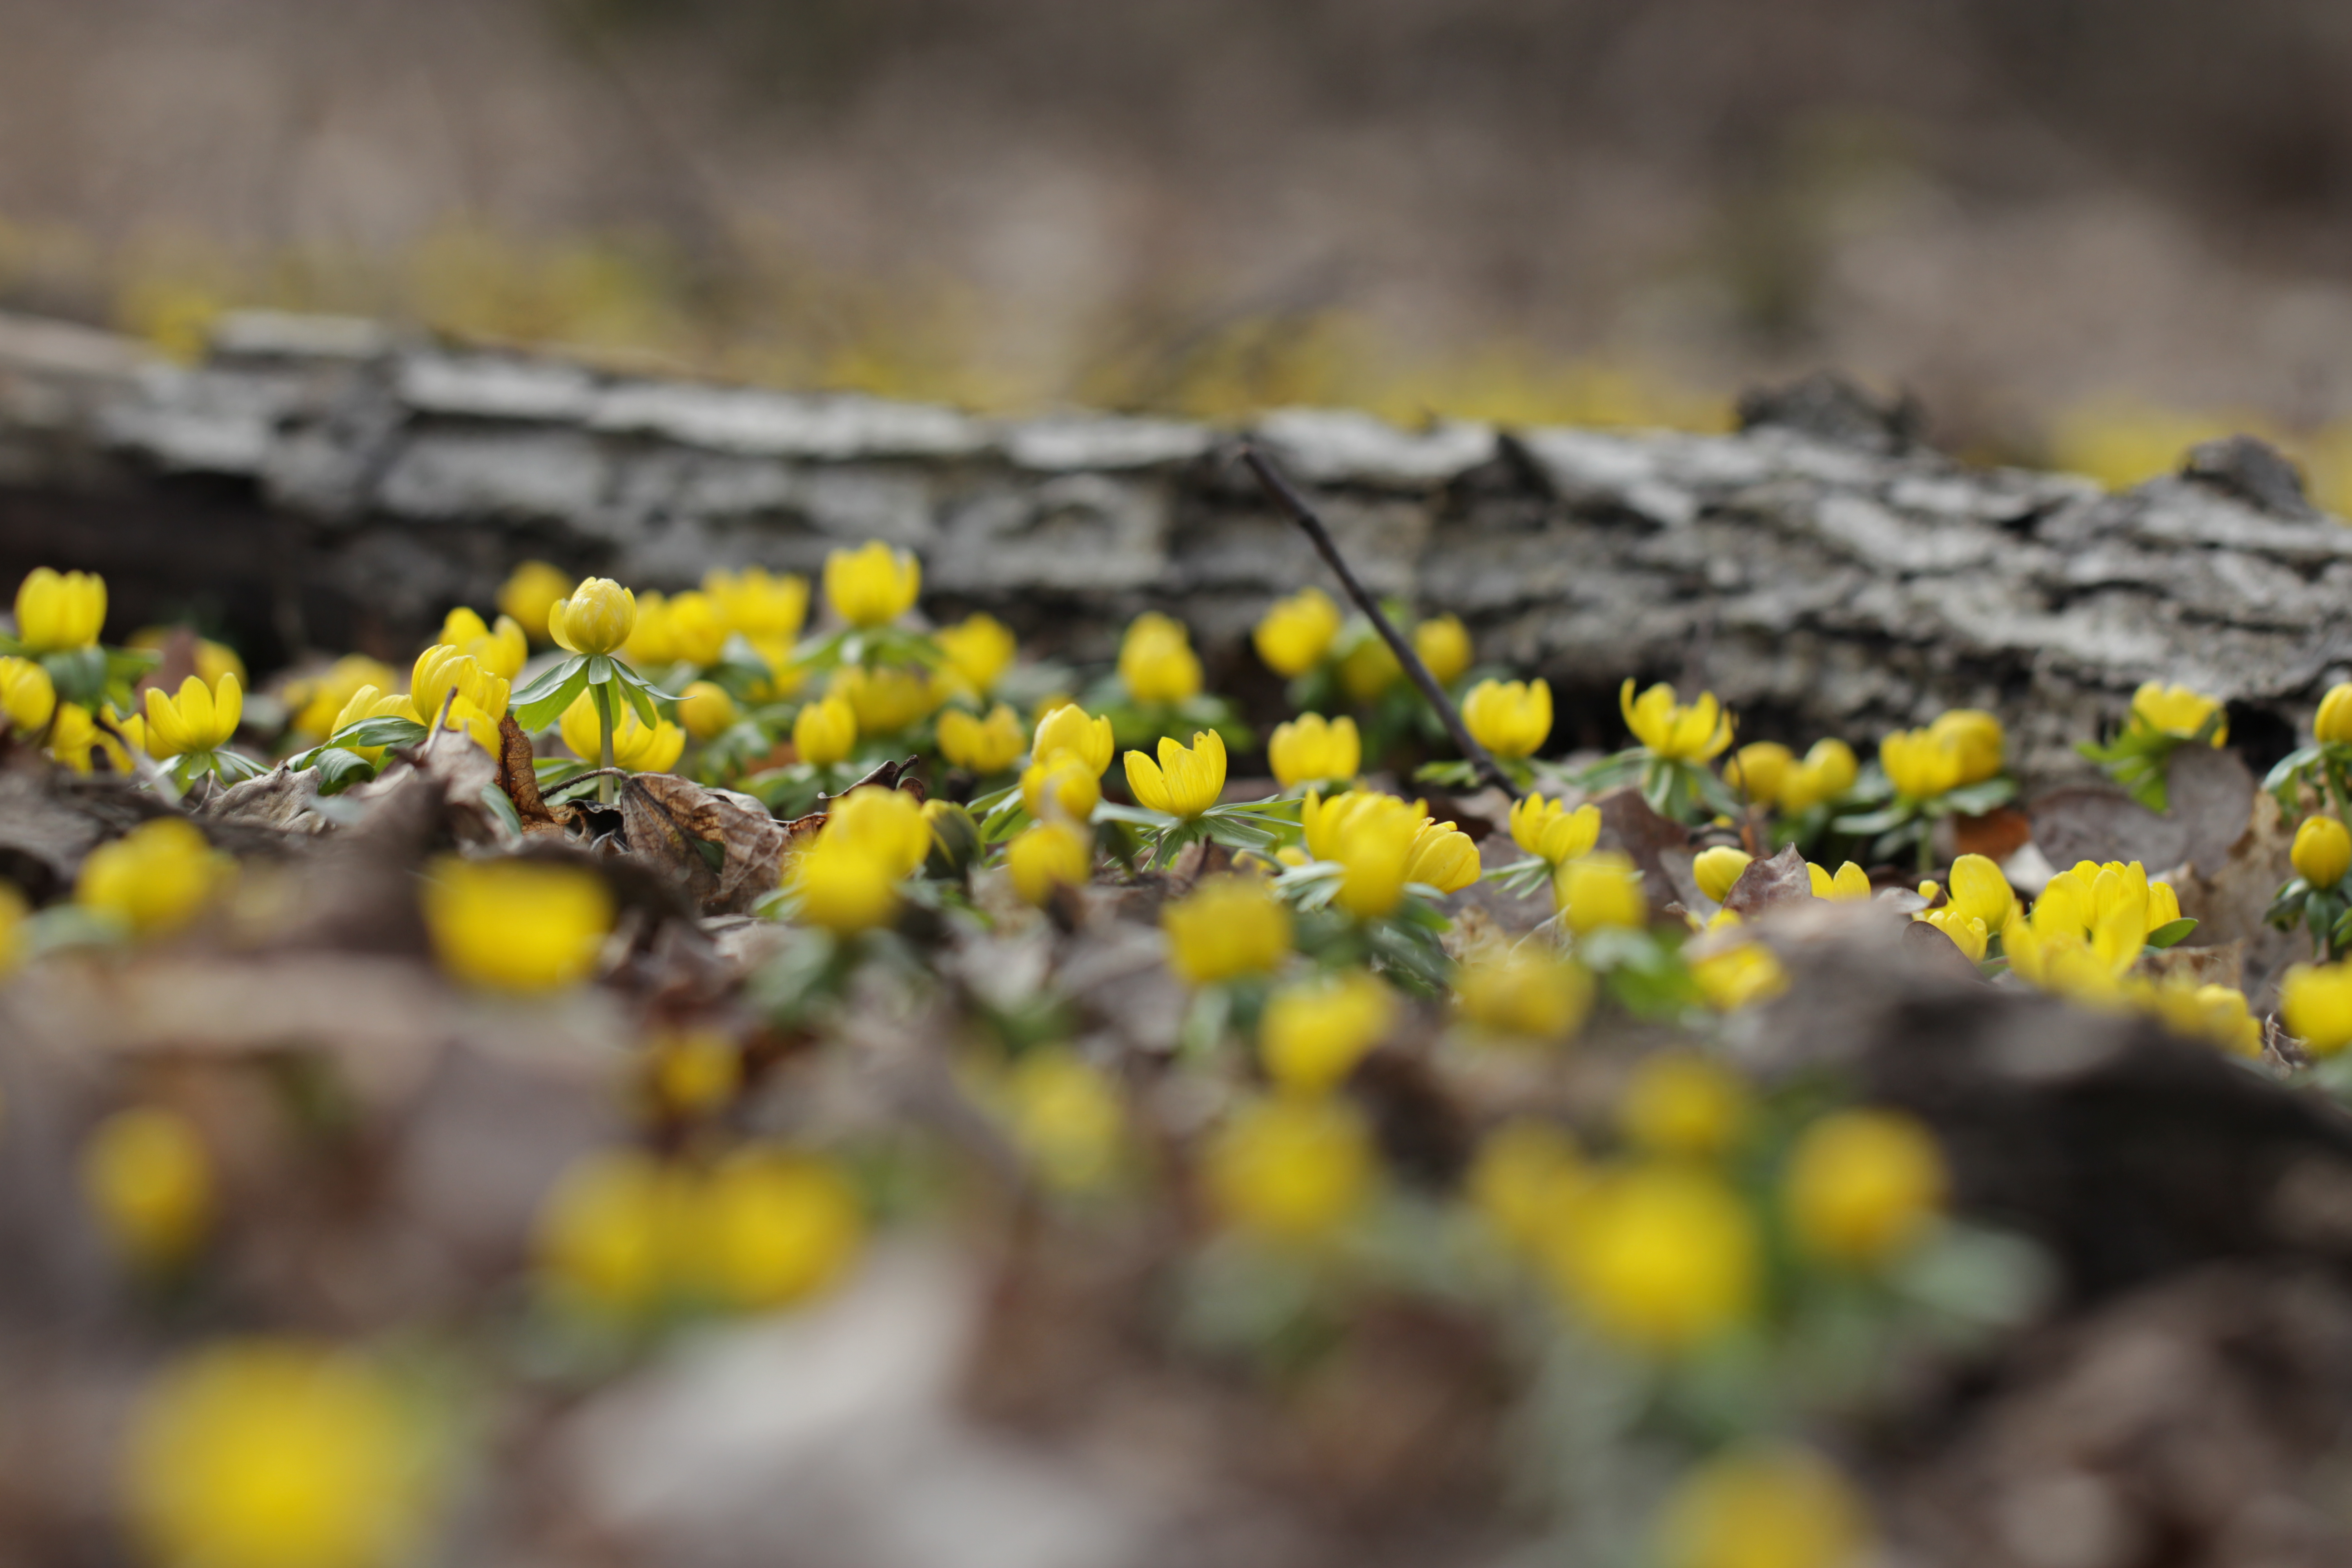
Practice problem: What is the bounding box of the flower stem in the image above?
[594,681,617,805]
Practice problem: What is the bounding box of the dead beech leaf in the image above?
[1953,806,2032,862]
[2029,747,2253,879]
[1594,786,1690,917]
[620,774,790,916]
[496,715,561,826]
[1723,843,1814,918]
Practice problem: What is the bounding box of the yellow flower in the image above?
[83,1107,214,1269]
[498,559,573,643]
[1726,741,1792,806]
[1205,1094,1375,1241]
[935,612,1018,696]
[620,591,678,666]
[1022,753,1102,822]
[286,655,399,739]
[49,702,136,773]
[1880,727,1960,800]
[1784,1109,1947,1267]
[2131,680,2226,744]
[1025,701,1107,773]
[1338,633,1403,702]
[1413,614,1473,686]
[1007,819,1093,905]
[2296,816,2352,890]
[142,672,243,758]
[1945,852,2014,927]
[823,785,932,878]
[0,653,55,732]
[1917,907,1989,961]
[1004,1051,1125,1191]
[1301,787,1419,861]
[1260,970,1395,1092]
[1406,818,1481,893]
[1621,680,1733,762]
[1558,1163,1757,1353]
[793,694,857,765]
[1163,876,1292,984]
[1930,707,2006,784]
[1693,846,1752,903]
[1323,794,1421,917]
[1253,588,1343,676]
[1465,677,1553,760]
[1779,738,1858,813]
[1620,1054,1750,1158]
[1118,611,1203,704]
[2139,978,2264,1058]
[1556,852,1647,933]
[536,1150,683,1314]
[660,590,729,667]
[435,607,528,681]
[78,818,229,936]
[1267,712,1361,789]
[2028,859,2178,952]
[822,540,921,627]
[745,636,804,701]
[1657,1445,1869,1568]
[13,566,106,653]
[829,663,936,735]
[703,565,809,643]
[410,644,510,732]
[1455,951,1593,1041]
[676,680,739,741]
[1690,942,1789,1009]
[1468,1121,1591,1252]
[644,1029,741,1118]
[547,577,637,656]
[1807,861,1872,899]
[2283,959,2352,1057]
[2318,683,2352,746]
[1509,794,1602,864]
[937,703,1026,774]
[686,1148,865,1311]
[788,835,902,934]
[126,1341,428,1568]
[558,691,683,772]
[421,857,612,991]
[323,685,412,764]
[1124,728,1227,818]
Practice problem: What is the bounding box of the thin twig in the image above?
[1241,443,1521,799]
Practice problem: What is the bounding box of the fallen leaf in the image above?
[621,774,791,916]
[1723,843,1815,918]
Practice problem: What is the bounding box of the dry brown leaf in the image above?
[1723,843,1815,918]
[620,774,791,916]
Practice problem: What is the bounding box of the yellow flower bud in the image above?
[1205,1094,1374,1240]
[1725,741,1791,806]
[499,559,573,643]
[2284,960,2352,1057]
[78,818,230,936]
[1784,1108,1947,1267]
[1779,738,1857,813]
[536,1149,683,1315]
[823,786,932,879]
[2295,815,2352,891]
[1690,942,1789,1009]
[1003,1050,1124,1191]
[1253,588,1343,677]
[822,540,921,627]
[788,835,902,934]
[662,590,729,667]
[1693,846,1752,904]
[793,694,858,766]
[1338,633,1403,702]
[1267,712,1361,789]
[1657,1445,1869,1568]
[828,663,936,735]
[1806,860,1872,899]
[937,703,1026,774]
[935,612,1018,696]
[1163,875,1292,984]
[2131,680,2227,744]
[1509,794,1602,864]
[1557,1163,1756,1353]
[686,1148,864,1311]
[1412,614,1473,686]
[2141,978,2263,1058]
[83,1107,214,1269]
[645,1029,741,1118]
[1007,819,1093,905]
[1455,951,1593,1041]
[1260,970,1394,1092]
[1929,707,2005,785]
[1946,852,2014,927]
[1405,817,1481,894]
[2318,683,2352,746]
[13,566,106,653]
[1555,851,1646,933]
[1117,612,1203,705]
[676,680,740,740]
[1123,729,1227,819]
[0,654,56,733]
[1879,726,1962,801]
[703,565,809,643]
[1031,700,1115,775]
[1620,1053,1750,1159]
[547,577,638,656]
[421,857,613,991]
[1465,677,1553,760]
[1022,754,1102,822]
[142,672,243,759]
[1620,679,1733,763]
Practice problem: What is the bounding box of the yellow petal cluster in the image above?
[1931,707,2006,784]
[822,541,921,627]
[78,818,230,936]
[1455,951,1593,1041]
[1465,677,1553,760]
[2130,680,2226,743]
[1002,1050,1125,1191]
[829,662,937,735]
[1413,614,1473,686]
[1303,789,1426,917]
[2139,976,2264,1058]
[1879,725,1962,800]
[676,679,739,740]
[1022,753,1102,822]
[1555,851,1647,933]
[2283,959,2352,1057]
[1338,633,1402,701]
[558,691,684,773]
[1118,611,1203,704]
[1253,588,1343,677]
[1406,818,1481,893]
[793,694,858,765]
[1267,712,1360,788]
[1783,1109,1947,1266]
[435,607,528,681]
[421,857,613,991]
[1162,875,1292,984]
[1007,819,1093,905]
[2294,815,2352,890]
[1620,680,1732,762]
[1657,1445,1869,1568]
[1556,1163,1757,1353]
[1031,701,1115,776]
[498,559,572,643]
[1619,1053,1750,1158]
[325,684,413,764]
[2318,682,2352,745]
[83,1107,215,1270]
[1205,1094,1375,1240]
[937,703,1026,774]
[1806,860,1872,899]
[1726,741,1791,804]
[14,566,106,653]
[1260,970,1394,1092]
[1124,728,1227,818]
[823,785,933,879]
[547,577,637,656]
[286,655,400,739]
[1509,794,1602,864]
[142,672,243,758]
[1469,1120,1590,1253]
[1693,846,1752,903]
[703,565,809,643]
[1690,941,1790,1009]
[1778,738,1858,812]
[935,612,1017,696]
[0,654,56,733]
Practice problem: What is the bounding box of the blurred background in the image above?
[8,0,2352,489]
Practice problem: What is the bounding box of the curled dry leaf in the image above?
[1722,843,1815,918]
[619,773,792,916]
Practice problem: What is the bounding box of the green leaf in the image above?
[479,781,524,837]
[332,715,429,750]
[1943,777,2019,815]
[585,654,612,686]
[511,653,590,708]
[1202,816,1279,852]
[39,646,109,707]
[1832,804,1913,835]
[2145,917,2200,950]
[210,749,266,783]
[312,748,378,794]
[620,676,659,730]
[513,660,595,731]
[2265,746,2322,795]
[1091,801,1176,829]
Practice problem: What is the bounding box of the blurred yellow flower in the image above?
[1621,680,1733,762]
[1413,614,1473,686]
[50,701,136,774]
[1118,611,1203,704]
[1930,708,2005,784]
[938,703,1026,774]
[1806,860,1872,899]
[823,540,921,627]
[1004,1049,1125,1191]
[703,564,809,643]
[1880,726,1962,800]
[2318,682,2352,746]
[1032,702,1115,775]
[558,691,684,772]
[829,663,937,735]
[1253,588,1342,677]
[676,680,740,741]
[286,655,399,739]
[2295,816,2352,890]
[2283,959,2352,1057]
[1125,729,1227,818]
[83,1107,214,1270]
[78,818,230,936]
[1509,794,1602,864]
[1657,1444,1869,1568]
[498,559,573,643]
[2139,977,2264,1058]
[1268,712,1360,788]
[1917,906,1989,962]
[789,834,902,934]
[1690,942,1789,1010]
[1726,741,1791,806]
[129,630,246,690]
[547,577,637,656]
[936,612,1018,696]
[14,566,106,653]
[126,1340,428,1568]
[1205,1094,1375,1241]
[823,786,932,879]
[1556,852,1646,933]
[0,653,55,733]
[1318,792,1421,917]
[1465,677,1553,760]
[793,694,858,765]
[687,1148,865,1311]
[2131,680,2226,743]
[1693,846,1752,904]
[1406,818,1481,893]
[1784,1109,1947,1267]
[1260,970,1394,1092]
[1007,819,1093,905]
[421,857,612,991]
[1779,738,1858,813]
[1022,753,1102,823]
[1620,1054,1750,1158]
[1558,1163,1757,1353]
[645,1028,742,1118]
[435,607,528,681]
[620,591,679,666]
[660,590,730,667]
[1468,1120,1590,1253]
[1338,632,1403,702]
[142,672,243,758]
[1163,876,1292,984]
[1455,950,1593,1041]
[537,1150,681,1315]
